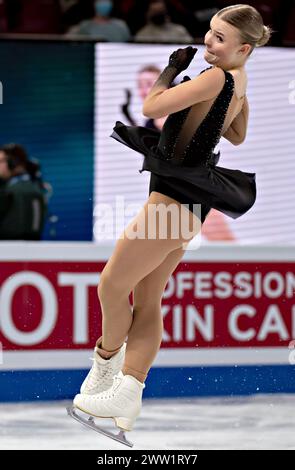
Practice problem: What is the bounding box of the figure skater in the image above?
[72,3,272,441]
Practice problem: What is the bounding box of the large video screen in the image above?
[93,43,295,245]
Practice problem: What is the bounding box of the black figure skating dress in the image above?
[110,66,256,223]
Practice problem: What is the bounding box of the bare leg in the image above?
[122,245,186,382]
[96,192,201,379]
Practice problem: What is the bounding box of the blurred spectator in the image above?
[0,144,48,240]
[65,0,131,41]
[134,0,193,43]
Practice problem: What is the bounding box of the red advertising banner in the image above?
[1,259,294,350]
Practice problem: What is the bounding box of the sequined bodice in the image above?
[156,66,234,167]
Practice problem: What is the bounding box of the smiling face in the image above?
[204,15,251,69]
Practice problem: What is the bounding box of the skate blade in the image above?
[66,406,134,448]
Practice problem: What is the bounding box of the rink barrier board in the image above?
[0,243,294,401]
[0,365,295,402]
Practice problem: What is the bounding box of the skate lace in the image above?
[96,373,123,400]
[86,358,114,391]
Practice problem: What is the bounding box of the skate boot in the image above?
[80,339,126,395]
[74,371,145,432]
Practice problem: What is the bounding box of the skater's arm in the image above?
[223,95,249,145]
[143,66,226,119]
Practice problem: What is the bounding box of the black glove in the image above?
[168,46,198,73]
[150,47,197,90]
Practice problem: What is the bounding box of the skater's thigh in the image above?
[132,244,185,309]
[99,195,198,295]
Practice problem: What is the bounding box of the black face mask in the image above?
[150,12,167,26]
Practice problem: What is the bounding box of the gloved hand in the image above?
[168,46,198,73]
[149,47,196,91]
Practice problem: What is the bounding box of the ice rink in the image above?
[1,394,295,450]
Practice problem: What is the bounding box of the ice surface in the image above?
[0,395,295,450]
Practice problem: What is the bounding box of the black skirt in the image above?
[110,121,256,220]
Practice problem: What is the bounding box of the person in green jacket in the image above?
[0,144,48,240]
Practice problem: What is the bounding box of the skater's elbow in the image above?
[142,108,152,118]
[232,136,246,146]
[142,105,159,119]
[223,128,246,146]
[222,136,245,146]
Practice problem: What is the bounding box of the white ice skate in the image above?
[80,342,126,395]
[67,371,145,448]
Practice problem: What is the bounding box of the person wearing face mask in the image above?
[134,0,193,44]
[65,0,131,42]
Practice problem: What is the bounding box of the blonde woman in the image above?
[72,4,272,439]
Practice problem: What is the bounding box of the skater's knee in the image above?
[97,273,125,303]
[132,280,164,312]
[97,275,112,301]
[132,298,162,313]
